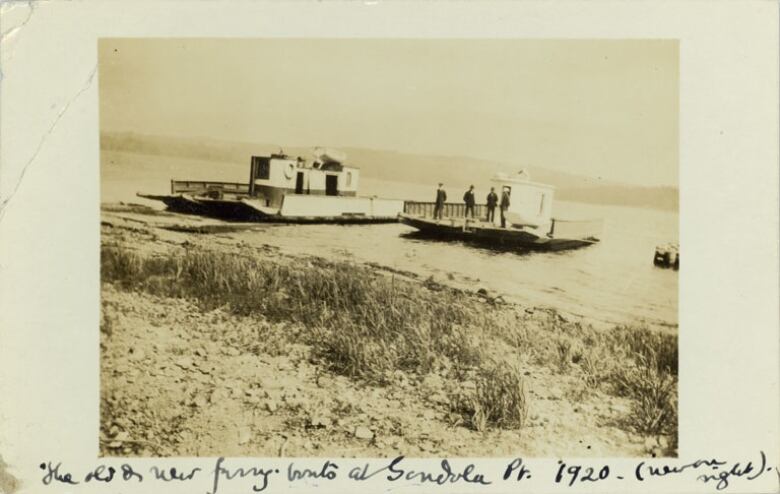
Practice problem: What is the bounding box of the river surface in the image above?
[103,150,678,329]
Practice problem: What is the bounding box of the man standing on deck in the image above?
[463,185,476,219]
[500,187,511,228]
[433,183,447,220]
[486,187,498,223]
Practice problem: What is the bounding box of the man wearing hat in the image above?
[463,185,476,219]
[486,186,498,223]
[500,186,511,228]
[433,183,447,220]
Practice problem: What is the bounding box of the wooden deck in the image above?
[399,214,600,251]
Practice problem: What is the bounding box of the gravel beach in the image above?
[100,204,677,458]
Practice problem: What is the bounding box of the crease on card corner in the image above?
[0,0,35,76]
[0,454,20,494]
[0,1,35,44]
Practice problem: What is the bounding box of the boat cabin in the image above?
[491,170,554,228]
[248,152,359,208]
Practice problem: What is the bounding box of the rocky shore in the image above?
[100,204,677,458]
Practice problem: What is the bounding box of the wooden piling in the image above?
[654,243,679,270]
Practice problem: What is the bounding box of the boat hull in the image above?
[399,214,600,251]
[137,193,403,224]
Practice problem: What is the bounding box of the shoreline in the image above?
[100,204,678,458]
[102,202,678,332]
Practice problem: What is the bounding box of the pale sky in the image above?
[99,39,678,186]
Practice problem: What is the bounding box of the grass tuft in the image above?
[611,353,678,435]
[453,365,528,432]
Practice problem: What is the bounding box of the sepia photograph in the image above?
[98,38,679,459]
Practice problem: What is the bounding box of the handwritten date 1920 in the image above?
[554,460,610,486]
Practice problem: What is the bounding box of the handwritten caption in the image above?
[40,451,777,492]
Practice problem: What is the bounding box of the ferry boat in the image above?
[138,149,404,223]
[400,171,603,251]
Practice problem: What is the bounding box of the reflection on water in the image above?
[103,150,678,330]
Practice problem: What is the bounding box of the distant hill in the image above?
[101,131,678,211]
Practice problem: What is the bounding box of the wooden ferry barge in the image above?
[138,149,404,223]
[400,172,603,251]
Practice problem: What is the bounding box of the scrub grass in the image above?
[101,244,676,441]
[102,246,486,378]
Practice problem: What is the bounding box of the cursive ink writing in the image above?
[503,458,532,481]
[386,456,491,485]
[150,465,201,481]
[288,460,338,481]
[121,463,144,482]
[635,457,726,481]
[34,451,777,491]
[348,462,389,481]
[555,460,610,486]
[696,450,768,490]
[40,462,78,485]
[635,451,771,491]
[208,457,278,494]
[84,465,115,483]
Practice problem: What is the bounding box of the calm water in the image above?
[103,151,678,330]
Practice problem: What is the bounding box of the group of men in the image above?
[433,183,511,227]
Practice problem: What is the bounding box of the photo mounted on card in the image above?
[0,2,777,494]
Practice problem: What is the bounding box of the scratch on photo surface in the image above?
[0,64,98,224]
[0,455,20,494]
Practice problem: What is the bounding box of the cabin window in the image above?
[539,194,545,215]
[346,171,352,187]
[255,159,270,180]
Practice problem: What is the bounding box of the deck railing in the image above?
[171,180,250,195]
[403,201,489,219]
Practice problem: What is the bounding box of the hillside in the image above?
[100,132,678,211]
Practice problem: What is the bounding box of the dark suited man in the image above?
[433,183,447,220]
[500,187,511,228]
[463,185,476,219]
[486,187,498,223]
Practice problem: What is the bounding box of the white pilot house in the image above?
[248,149,360,209]
[490,170,554,229]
